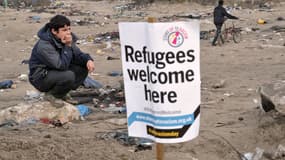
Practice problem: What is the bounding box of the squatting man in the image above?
[28,15,95,108]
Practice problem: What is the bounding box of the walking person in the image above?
[212,0,238,46]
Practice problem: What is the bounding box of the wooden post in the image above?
[156,143,164,160]
[147,16,164,160]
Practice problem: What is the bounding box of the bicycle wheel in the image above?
[222,30,228,42]
[233,31,242,43]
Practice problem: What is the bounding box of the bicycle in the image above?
[217,19,242,46]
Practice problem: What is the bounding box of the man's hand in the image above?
[61,34,72,47]
[86,60,95,72]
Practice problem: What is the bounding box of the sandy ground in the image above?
[0,0,285,160]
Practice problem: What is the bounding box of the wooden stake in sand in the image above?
[156,143,164,160]
[147,16,165,160]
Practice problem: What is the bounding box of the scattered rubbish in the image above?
[253,98,259,104]
[257,18,266,24]
[244,27,253,32]
[94,32,119,43]
[40,118,63,127]
[273,144,285,159]
[31,0,52,7]
[215,121,235,127]
[107,71,122,77]
[242,147,264,160]
[175,14,201,19]
[224,92,234,97]
[99,87,115,96]
[212,80,226,89]
[252,28,260,32]
[0,120,18,128]
[0,80,13,89]
[0,101,80,125]
[134,143,152,152]
[76,105,92,117]
[258,2,272,10]
[39,117,51,124]
[98,130,153,152]
[117,107,126,114]
[83,76,103,89]
[73,18,98,26]
[51,119,63,127]
[113,3,136,14]
[200,30,215,40]
[104,41,112,50]
[270,25,285,33]
[96,49,102,54]
[18,74,28,81]
[21,117,38,126]
[69,89,100,97]
[72,97,93,105]
[254,148,264,160]
[243,152,254,160]
[106,56,120,60]
[24,90,42,101]
[68,86,125,113]
[277,17,284,21]
[30,15,41,22]
[44,134,51,138]
[102,106,125,114]
[238,117,244,121]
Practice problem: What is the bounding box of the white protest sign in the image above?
[119,21,200,143]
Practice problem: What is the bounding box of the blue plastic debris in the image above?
[83,76,103,89]
[107,71,122,77]
[0,80,13,89]
[118,107,126,114]
[76,105,92,117]
[31,15,41,21]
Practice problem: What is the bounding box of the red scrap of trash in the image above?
[40,118,51,124]
[115,101,124,107]
[39,118,63,127]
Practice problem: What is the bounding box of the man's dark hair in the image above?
[218,0,224,5]
[48,15,70,31]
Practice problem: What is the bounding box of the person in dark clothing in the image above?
[212,0,238,46]
[29,15,95,107]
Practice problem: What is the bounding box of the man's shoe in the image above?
[63,94,78,105]
[44,93,64,108]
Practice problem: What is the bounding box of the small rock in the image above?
[18,74,28,81]
[212,80,226,89]
[238,117,244,121]
[44,134,51,138]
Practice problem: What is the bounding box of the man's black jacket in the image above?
[214,5,238,25]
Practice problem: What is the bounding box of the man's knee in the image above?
[62,71,76,84]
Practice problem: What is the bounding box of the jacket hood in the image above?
[37,23,52,41]
[37,23,78,48]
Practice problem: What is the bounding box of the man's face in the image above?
[51,25,71,40]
